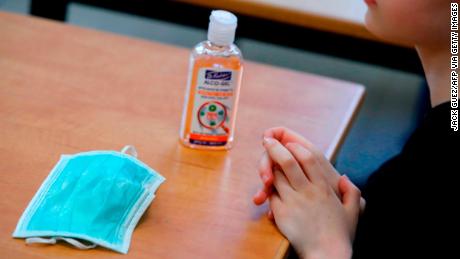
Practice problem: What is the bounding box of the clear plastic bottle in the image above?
[180,10,243,150]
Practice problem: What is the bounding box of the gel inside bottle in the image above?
[180,10,243,150]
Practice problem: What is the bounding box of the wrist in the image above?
[301,241,352,259]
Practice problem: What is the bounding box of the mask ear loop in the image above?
[121,145,138,158]
[26,237,97,250]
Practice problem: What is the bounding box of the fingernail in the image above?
[263,137,275,146]
[343,174,350,180]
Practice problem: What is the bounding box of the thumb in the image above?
[339,175,361,217]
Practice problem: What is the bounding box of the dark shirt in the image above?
[352,102,459,259]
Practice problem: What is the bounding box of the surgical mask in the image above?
[13,145,165,254]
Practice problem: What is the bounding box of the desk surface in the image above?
[0,11,364,259]
[177,0,403,46]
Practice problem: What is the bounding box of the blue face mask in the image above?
[13,146,165,254]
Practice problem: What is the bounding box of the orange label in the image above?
[181,60,241,147]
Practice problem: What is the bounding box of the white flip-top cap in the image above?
[207,10,238,46]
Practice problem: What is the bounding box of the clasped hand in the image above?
[252,127,364,259]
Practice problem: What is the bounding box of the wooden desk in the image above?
[177,0,394,45]
[0,11,364,259]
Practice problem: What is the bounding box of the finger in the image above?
[263,137,309,190]
[263,127,340,194]
[252,184,274,205]
[269,193,283,221]
[253,189,268,205]
[293,139,341,197]
[285,143,327,187]
[293,138,341,195]
[263,126,292,144]
[264,127,323,157]
[254,152,275,206]
[339,175,361,217]
[273,168,293,200]
[318,159,341,196]
[258,151,274,188]
[263,127,307,146]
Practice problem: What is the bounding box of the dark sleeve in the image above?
[352,102,459,259]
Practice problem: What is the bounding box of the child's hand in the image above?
[253,127,342,206]
[263,138,361,259]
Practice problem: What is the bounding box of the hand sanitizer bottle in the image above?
[180,10,243,150]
